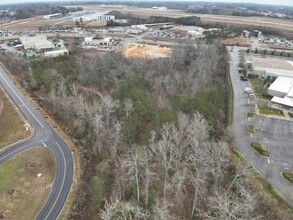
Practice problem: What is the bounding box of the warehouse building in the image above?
[20,35,55,52]
[43,13,63,19]
[169,26,205,39]
[44,49,69,57]
[250,58,293,78]
[83,36,114,48]
[268,77,293,108]
[73,12,115,22]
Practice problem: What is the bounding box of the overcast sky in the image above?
[0,0,292,7]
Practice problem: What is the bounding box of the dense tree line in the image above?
[2,4,83,20]
[0,43,292,219]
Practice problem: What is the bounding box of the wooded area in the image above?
[0,43,292,219]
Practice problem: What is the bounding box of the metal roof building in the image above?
[20,35,55,52]
[268,77,293,108]
[252,58,293,78]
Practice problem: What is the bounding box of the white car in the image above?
[244,87,254,94]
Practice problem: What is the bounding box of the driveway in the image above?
[229,46,293,204]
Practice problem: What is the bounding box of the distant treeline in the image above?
[0,4,83,20]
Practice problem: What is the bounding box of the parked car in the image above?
[244,87,254,94]
[240,75,248,81]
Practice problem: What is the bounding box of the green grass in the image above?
[288,112,293,118]
[0,89,29,149]
[0,148,55,220]
[248,79,272,101]
[251,142,270,157]
[258,106,284,117]
[249,78,262,93]
[247,124,255,134]
[282,172,293,184]
[247,112,255,118]
[231,148,289,206]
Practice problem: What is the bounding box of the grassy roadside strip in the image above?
[258,106,284,117]
[226,62,233,126]
[231,147,291,208]
[0,87,31,149]
[0,148,55,220]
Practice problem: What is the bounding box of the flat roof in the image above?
[253,58,293,71]
[171,26,203,32]
[268,76,293,94]
[271,96,293,108]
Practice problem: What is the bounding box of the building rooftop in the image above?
[171,26,203,32]
[253,58,293,71]
[268,77,293,95]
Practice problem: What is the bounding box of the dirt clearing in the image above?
[222,37,251,47]
[124,43,172,59]
[0,147,55,220]
[0,89,30,150]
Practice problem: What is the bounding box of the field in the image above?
[0,89,30,150]
[0,16,75,32]
[124,43,172,59]
[222,37,251,47]
[0,147,55,220]
[67,5,293,33]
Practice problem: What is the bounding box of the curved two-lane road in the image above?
[0,66,74,219]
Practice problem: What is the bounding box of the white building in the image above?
[20,35,55,52]
[131,25,149,31]
[43,13,62,19]
[44,49,69,57]
[84,36,114,47]
[251,58,293,78]
[152,7,167,10]
[73,12,115,22]
[170,26,205,39]
[267,77,293,107]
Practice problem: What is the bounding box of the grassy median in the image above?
[0,147,55,220]
[258,106,284,117]
[0,89,30,149]
[251,142,270,157]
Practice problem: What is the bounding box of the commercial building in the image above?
[44,49,69,57]
[73,12,115,22]
[267,77,293,107]
[43,13,63,19]
[250,58,293,78]
[169,26,205,39]
[84,36,114,48]
[131,25,149,31]
[20,35,55,52]
[151,7,167,10]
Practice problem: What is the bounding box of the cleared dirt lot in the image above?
[222,37,251,47]
[0,147,55,220]
[124,43,171,59]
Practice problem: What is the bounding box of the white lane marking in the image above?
[42,141,47,148]
[19,102,29,107]
[250,134,253,138]
[0,72,44,127]
[0,145,29,161]
[44,141,67,220]
[268,158,270,164]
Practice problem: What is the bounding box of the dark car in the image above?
[240,75,248,81]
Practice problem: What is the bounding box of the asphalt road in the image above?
[229,47,293,204]
[0,67,74,219]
